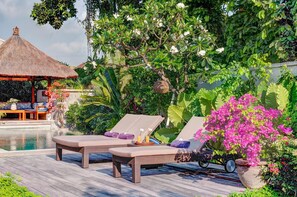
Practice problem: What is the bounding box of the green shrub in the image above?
[0,173,41,197]
[263,139,297,196]
[229,186,283,197]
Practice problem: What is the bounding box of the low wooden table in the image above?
[0,110,26,120]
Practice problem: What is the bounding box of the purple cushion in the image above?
[104,132,119,138]
[170,140,190,148]
[118,133,134,140]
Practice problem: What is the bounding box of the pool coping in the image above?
[0,148,76,157]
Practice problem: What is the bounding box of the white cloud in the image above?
[0,0,87,66]
[50,41,85,55]
[0,0,29,18]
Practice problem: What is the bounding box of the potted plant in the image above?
[7,98,19,110]
[195,94,292,189]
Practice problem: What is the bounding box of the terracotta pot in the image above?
[235,158,267,189]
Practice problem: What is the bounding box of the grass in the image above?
[0,173,41,197]
[229,186,283,197]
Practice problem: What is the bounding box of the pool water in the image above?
[0,129,63,151]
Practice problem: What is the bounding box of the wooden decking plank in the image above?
[1,157,98,197]
[0,154,244,197]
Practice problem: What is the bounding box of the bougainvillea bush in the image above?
[195,94,292,166]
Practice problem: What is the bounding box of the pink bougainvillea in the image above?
[195,94,292,166]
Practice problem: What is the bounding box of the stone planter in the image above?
[235,158,267,189]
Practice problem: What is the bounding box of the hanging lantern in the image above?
[153,80,169,94]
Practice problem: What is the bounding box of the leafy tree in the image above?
[93,0,220,100]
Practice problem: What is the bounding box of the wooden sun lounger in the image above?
[109,117,213,183]
[53,114,164,168]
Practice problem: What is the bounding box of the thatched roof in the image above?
[0,38,4,46]
[0,27,78,79]
[76,62,85,69]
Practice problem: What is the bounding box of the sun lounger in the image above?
[52,114,164,168]
[109,116,213,183]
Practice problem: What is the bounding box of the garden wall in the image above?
[63,89,93,111]
[197,61,297,90]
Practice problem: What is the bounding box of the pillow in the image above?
[17,103,32,110]
[118,133,134,140]
[104,131,119,138]
[170,139,190,148]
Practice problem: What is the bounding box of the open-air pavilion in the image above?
[0,27,78,120]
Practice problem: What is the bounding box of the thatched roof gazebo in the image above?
[0,38,4,46]
[0,27,78,103]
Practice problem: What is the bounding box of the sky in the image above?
[0,0,87,66]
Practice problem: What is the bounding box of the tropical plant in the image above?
[167,92,201,128]
[277,66,297,137]
[195,94,293,166]
[153,128,179,144]
[78,66,132,133]
[263,83,289,111]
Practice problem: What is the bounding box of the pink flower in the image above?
[194,93,293,166]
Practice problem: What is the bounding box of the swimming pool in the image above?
[0,129,64,151]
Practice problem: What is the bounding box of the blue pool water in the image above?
[0,129,63,151]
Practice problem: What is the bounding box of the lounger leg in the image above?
[56,147,62,161]
[132,158,141,183]
[112,158,122,178]
[82,148,89,168]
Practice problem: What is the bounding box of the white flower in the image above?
[176,3,185,9]
[92,61,97,69]
[216,47,224,53]
[145,64,152,70]
[144,20,148,24]
[126,15,133,21]
[133,29,141,36]
[170,46,179,54]
[204,67,209,71]
[156,19,163,27]
[145,35,150,40]
[84,66,87,70]
[183,31,190,36]
[197,50,206,57]
[113,13,119,18]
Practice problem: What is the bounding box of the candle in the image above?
[145,136,150,143]
[137,135,141,143]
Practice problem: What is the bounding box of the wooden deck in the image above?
[0,153,245,197]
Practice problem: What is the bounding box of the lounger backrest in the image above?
[175,116,205,151]
[110,114,142,133]
[127,115,164,141]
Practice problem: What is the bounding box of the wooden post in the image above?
[47,78,52,103]
[31,81,35,104]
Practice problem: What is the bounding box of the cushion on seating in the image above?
[170,140,190,148]
[104,131,119,138]
[109,146,197,157]
[52,135,133,147]
[118,133,134,140]
[17,102,32,110]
